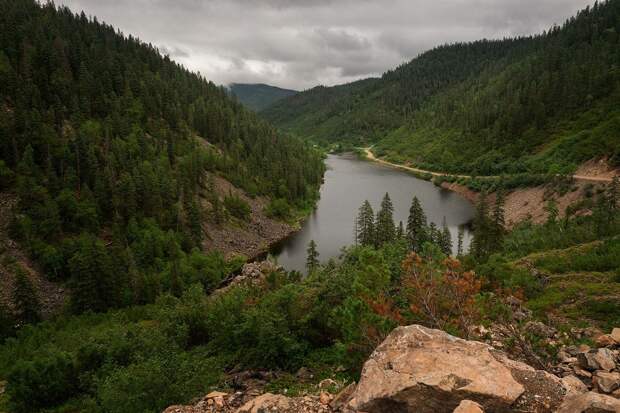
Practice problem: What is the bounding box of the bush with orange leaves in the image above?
[401,252,482,336]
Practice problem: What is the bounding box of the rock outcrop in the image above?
[164,324,620,413]
[347,324,566,412]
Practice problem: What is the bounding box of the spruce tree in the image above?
[187,198,204,245]
[491,190,506,247]
[356,200,375,247]
[439,218,452,256]
[428,222,439,245]
[396,221,404,239]
[471,191,491,259]
[457,226,465,257]
[69,235,119,314]
[375,193,396,247]
[306,239,319,273]
[406,196,428,252]
[12,266,41,324]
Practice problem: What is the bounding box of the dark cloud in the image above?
[58,0,595,89]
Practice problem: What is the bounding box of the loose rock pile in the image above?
[162,390,338,413]
[553,327,620,397]
[164,325,620,413]
[214,261,280,295]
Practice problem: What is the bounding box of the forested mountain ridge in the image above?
[263,38,536,143]
[0,0,324,316]
[228,83,297,111]
[264,0,620,175]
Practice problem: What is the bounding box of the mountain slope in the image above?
[263,38,536,143]
[264,0,620,175]
[0,0,324,317]
[229,83,297,111]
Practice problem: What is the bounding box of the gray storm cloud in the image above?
[57,0,595,90]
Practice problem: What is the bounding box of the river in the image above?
[271,153,475,272]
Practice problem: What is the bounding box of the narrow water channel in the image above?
[272,153,475,272]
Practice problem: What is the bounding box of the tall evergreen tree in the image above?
[12,266,41,324]
[306,240,319,273]
[356,200,375,247]
[375,193,396,247]
[396,221,405,239]
[187,198,204,245]
[471,191,491,259]
[69,235,120,314]
[406,196,428,252]
[439,218,452,256]
[456,226,465,257]
[491,190,506,247]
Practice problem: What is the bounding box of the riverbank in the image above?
[363,147,618,184]
[201,173,316,263]
[361,148,615,228]
[440,180,600,228]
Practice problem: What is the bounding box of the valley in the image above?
[0,1,619,413]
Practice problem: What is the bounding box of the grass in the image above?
[513,237,620,330]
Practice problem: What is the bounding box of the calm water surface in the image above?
[272,154,475,272]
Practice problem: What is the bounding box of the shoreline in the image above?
[361,147,616,184]
[359,149,612,228]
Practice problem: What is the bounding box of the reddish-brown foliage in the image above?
[402,253,481,336]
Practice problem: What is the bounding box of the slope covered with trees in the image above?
[264,0,620,175]
[0,0,324,318]
[228,83,297,112]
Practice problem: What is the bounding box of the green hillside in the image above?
[264,0,620,175]
[0,0,324,315]
[228,83,297,111]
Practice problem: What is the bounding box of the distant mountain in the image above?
[229,83,297,111]
[263,0,620,175]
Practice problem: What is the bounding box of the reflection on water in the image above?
[272,153,474,272]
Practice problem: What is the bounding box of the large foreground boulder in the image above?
[348,325,566,413]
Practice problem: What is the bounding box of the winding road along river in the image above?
[272,153,475,273]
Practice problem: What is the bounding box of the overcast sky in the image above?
[57,0,595,90]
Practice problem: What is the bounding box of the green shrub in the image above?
[583,299,620,330]
[224,194,251,221]
[97,351,223,413]
[8,352,78,413]
[265,198,292,219]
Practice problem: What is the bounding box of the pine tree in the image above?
[187,198,204,245]
[356,200,375,247]
[439,217,452,256]
[12,266,41,324]
[428,222,439,245]
[544,199,559,226]
[375,193,396,247]
[69,235,119,314]
[491,190,506,247]
[406,196,428,252]
[471,191,491,259]
[593,193,609,237]
[306,239,319,273]
[457,226,465,257]
[396,221,404,239]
